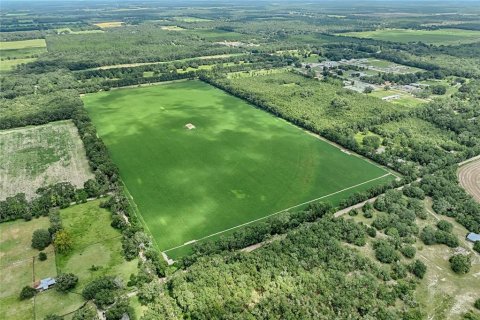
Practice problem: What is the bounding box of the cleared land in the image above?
[458,159,480,203]
[0,201,135,320]
[56,200,137,290]
[0,120,94,200]
[0,217,57,320]
[84,80,395,256]
[340,28,480,45]
[0,39,46,50]
[0,39,47,72]
[93,21,124,28]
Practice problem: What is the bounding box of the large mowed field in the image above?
[83,80,395,257]
[340,28,480,45]
[0,120,94,200]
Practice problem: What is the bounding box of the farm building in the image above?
[466,232,480,242]
[34,277,56,291]
[382,95,401,101]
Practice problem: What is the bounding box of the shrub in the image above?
[474,298,480,310]
[409,260,427,279]
[400,245,416,259]
[363,209,373,219]
[474,241,480,254]
[449,254,471,274]
[72,307,96,320]
[53,230,73,253]
[38,252,47,261]
[402,185,425,200]
[367,227,377,238]
[19,286,36,300]
[373,240,399,264]
[31,229,51,250]
[56,273,78,292]
[436,220,453,233]
[44,315,62,320]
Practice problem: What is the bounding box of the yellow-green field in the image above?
[93,21,124,28]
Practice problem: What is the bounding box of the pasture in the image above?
[0,39,47,72]
[83,80,395,257]
[0,121,94,200]
[0,200,136,319]
[0,217,58,320]
[340,28,480,45]
[56,200,138,290]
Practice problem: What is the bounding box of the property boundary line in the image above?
[121,181,162,252]
[163,172,393,253]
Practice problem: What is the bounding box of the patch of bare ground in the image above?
[458,159,480,203]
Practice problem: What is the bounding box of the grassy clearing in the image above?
[93,21,124,28]
[0,201,135,319]
[34,290,85,319]
[0,217,51,265]
[0,39,46,50]
[0,120,94,200]
[369,89,427,108]
[340,28,480,45]
[0,39,47,72]
[415,200,480,319]
[160,25,185,31]
[56,200,138,289]
[0,57,37,72]
[84,80,394,255]
[0,217,60,320]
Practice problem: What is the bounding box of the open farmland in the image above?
[84,80,395,257]
[340,28,480,45]
[0,120,94,200]
[0,39,47,72]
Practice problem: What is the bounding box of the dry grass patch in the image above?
[0,120,94,200]
[94,21,124,28]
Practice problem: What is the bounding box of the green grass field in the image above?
[84,80,395,256]
[0,39,47,72]
[56,200,138,290]
[0,200,136,319]
[340,28,480,45]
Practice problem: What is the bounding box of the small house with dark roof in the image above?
[466,232,480,243]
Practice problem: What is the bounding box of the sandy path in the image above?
[458,159,480,203]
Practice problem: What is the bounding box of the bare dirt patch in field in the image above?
[0,120,94,200]
[458,159,480,203]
